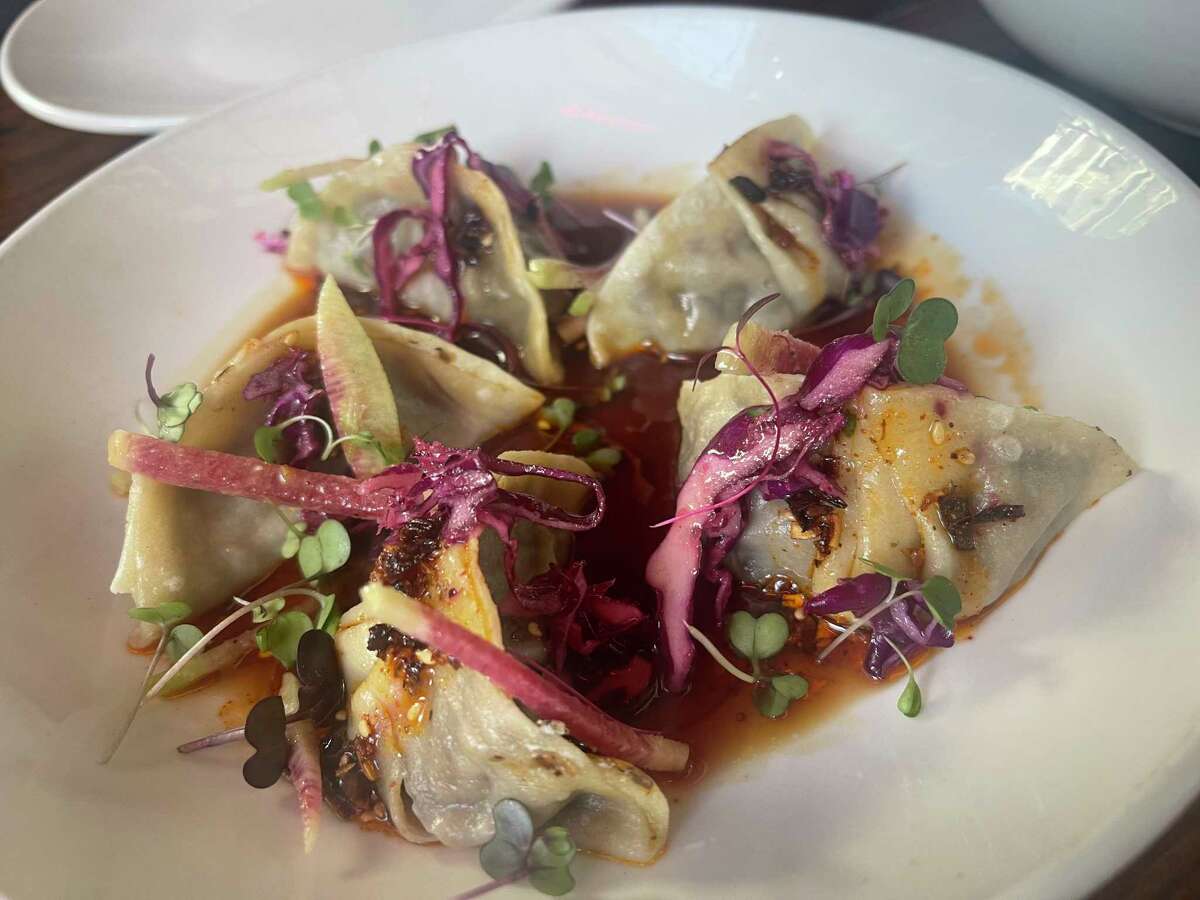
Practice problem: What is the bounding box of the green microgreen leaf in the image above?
[330,205,356,227]
[479,799,534,880]
[728,610,757,661]
[898,674,923,717]
[896,297,958,384]
[414,124,456,145]
[367,138,382,156]
[255,610,314,669]
[920,575,962,630]
[251,596,287,624]
[753,612,790,660]
[286,181,324,220]
[128,601,192,627]
[528,826,576,870]
[584,446,621,474]
[729,610,789,662]
[771,673,810,700]
[254,425,285,464]
[567,291,595,317]
[530,161,555,203]
[297,536,323,579]
[883,635,923,718]
[315,593,339,632]
[753,681,790,719]
[542,397,577,430]
[571,428,603,454]
[281,528,302,559]
[154,381,202,443]
[317,519,351,571]
[528,866,575,896]
[166,624,203,662]
[858,556,907,581]
[871,277,915,341]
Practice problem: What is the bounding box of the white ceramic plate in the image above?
[0,0,567,134]
[2,7,1198,898]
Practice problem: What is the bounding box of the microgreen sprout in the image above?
[570,427,603,454]
[584,446,621,474]
[253,414,394,467]
[870,277,915,341]
[599,371,627,402]
[686,611,809,719]
[367,138,382,156]
[102,600,193,763]
[144,354,202,443]
[869,277,959,384]
[456,799,577,898]
[286,181,324,220]
[539,397,577,450]
[530,161,555,205]
[414,124,457,145]
[330,205,357,227]
[883,636,922,717]
[252,587,340,667]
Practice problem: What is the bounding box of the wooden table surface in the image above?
[1,0,1196,896]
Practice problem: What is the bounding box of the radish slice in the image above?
[358,583,689,773]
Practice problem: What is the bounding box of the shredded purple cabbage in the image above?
[362,438,605,584]
[646,401,845,692]
[764,139,884,271]
[509,562,644,674]
[242,349,326,466]
[807,572,954,678]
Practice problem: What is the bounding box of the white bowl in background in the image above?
[982,0,1200,135]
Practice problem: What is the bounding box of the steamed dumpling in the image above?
[112,319,543,631]
[285,144,562,384]
[336,536,669,863]
[676,371,1135,613]
[587,116,846,365]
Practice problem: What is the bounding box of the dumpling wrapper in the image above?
[587,115,846,366]
[335,536,669,863]
[286,144,562,384]
[112,318,543,637]
[676,371,1135,615]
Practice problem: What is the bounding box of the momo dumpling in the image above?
[587,116,850,365]
[335,536,669,863]
[677,369,1135,614]
[112,318,543,635]
[284,144,562,384]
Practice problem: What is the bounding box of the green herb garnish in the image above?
[870,277,959,384]
[286,181,323,220]
[253,413,393,466]
[571,428,603,454]
[144,355,202,443]
[840,411,857,438]
[584,446,621,474]
[367,138,382,156]
[871,277,915,341]
[896,297,958,384]
[599,371,627,402]
[414,124,456,145]
[530,161,555,204]
[296,519,351,579]
[255,610,315,669]
[102,600,194,763]
[884,636,923,718]
[686,611,809,720]
[469,799,577,896]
